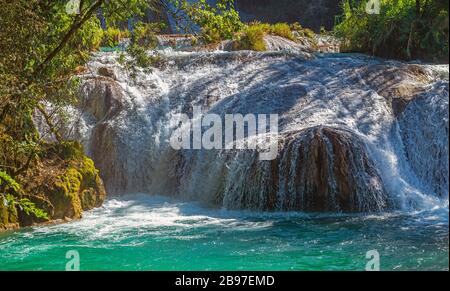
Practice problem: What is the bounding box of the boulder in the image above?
[80,77,124,122]
[219,126,389,212]
[97,67,116,80]
[5,142,107,229]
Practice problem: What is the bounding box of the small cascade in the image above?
[38,44,449,212]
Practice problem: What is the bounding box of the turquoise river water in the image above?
[0,194,448,271]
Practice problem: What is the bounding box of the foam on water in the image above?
[0,194,447,270]
[63,49,449,212]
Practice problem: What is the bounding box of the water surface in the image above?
[0,194,448,271]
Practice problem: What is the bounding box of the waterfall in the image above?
[40,44,448,212]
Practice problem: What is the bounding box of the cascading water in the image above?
[4,39,448,272]
[51,44,449,213]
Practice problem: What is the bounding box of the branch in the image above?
[33,0,104,78]
[36,103,63,143]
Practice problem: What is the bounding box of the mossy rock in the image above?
[78,157,106,210]
[1,141,106,232]
[51,168,84,219]
[48,156,106,219]
[0,198,19,231]
[41,140,84,161]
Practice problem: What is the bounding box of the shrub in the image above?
[73,17,103,51]
[178,0,244,44]
[101,27,130,48]
[335,0,449,62]
[270,23,295,41]
[233,23,267,51]
[290,22,316,40]
[302,28,316,39]
[132,22,162,49]
[290,22,304,32]
[233,22,301,51]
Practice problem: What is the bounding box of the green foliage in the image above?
[101,27,130,48]
[233,23,268,51]
[117,22,164,75]
[233,22,298,51]
[290,22,316,40]
[0,170,20,193]
[0,0,154,228]
[126,45,161,70]
[132,22,163,49]
[73,17,104,52]
[290,22,304,32]
[335,0,449,62]
[0,170,48,220]
[270,23,295,41]
[102,0,150,27]
[303,28,316,39]
[172,0,244,43]
[14,197,49,220]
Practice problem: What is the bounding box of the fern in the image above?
[0,170,48,220]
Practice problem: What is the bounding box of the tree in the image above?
[0,0,153,219]
[335,0,449,62]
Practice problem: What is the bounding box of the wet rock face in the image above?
[219,126,389,212]
[236,0,341,31]
[279,127,388,212]
[353,63,431,116]
[89,123,128,195]
[79,77,128,195]
[67,50,447,213]
[1,142,106,231]
[78,75,388,212]
[0,201,19,231]
[80,76,124,122]
[398,82,449,199]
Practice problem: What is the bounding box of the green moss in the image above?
[49,154,105,219]
[78,157,97,185]
[53,167,83,219]
[44,140,84,160]
[78,157,106,210]
[0,198,18,230]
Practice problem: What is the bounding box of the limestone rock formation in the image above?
[0,142,106,231]
[200,126,389,212]
[60,47,448,213]
[398,82,449,198]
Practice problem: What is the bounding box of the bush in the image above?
[73,17,103,51]
[290,22,316,40]
[335,0,449,62]
[233,23,267,51]
[101,27,130,48]
[270,23,295,41]
[179,0,244,44]
[233,22,299,51]
[132,22,162,49]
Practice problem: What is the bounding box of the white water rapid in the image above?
[37,43,449,213]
